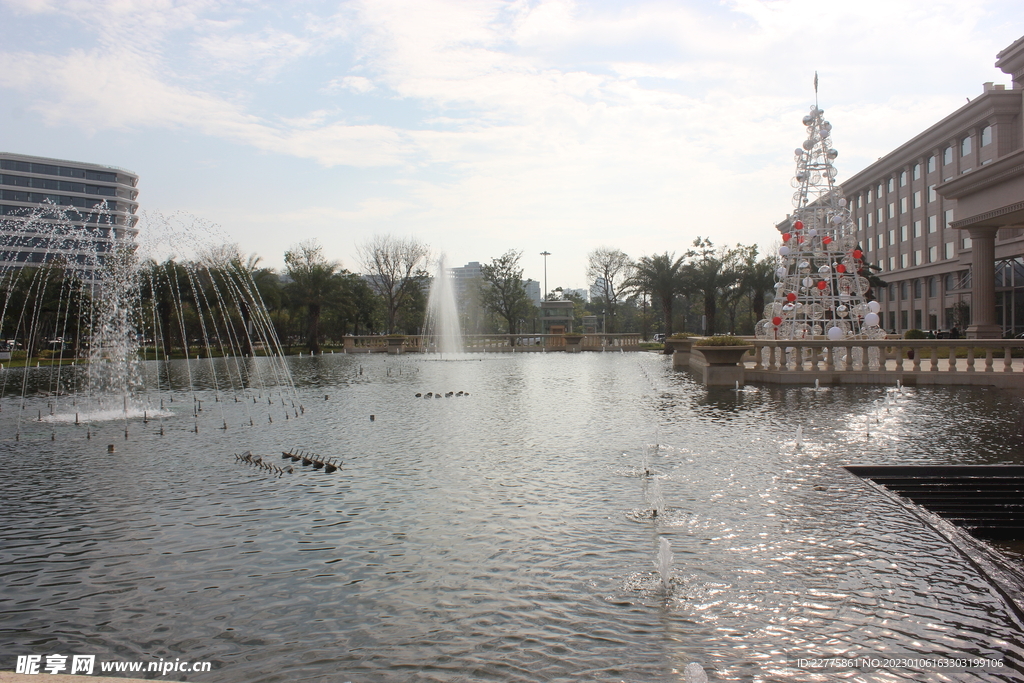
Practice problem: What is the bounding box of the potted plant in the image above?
[692,335,754,365]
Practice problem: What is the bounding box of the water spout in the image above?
[424,254,463,355]
[795,425,804,450]
[653,537,673,590]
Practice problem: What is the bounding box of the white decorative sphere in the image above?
[779,246,790,256]
[802,115,814,126]
[864,312,880,326]
[808,228,818,237]
[868,300,881,313]
[802,139,815,151]
[827,326,844,341]
[837,305,849,317]
[818,265,830,274]
[838,198,847,207]
[802,276,814,288]
[827,148,838,159]
[776,267,788,279]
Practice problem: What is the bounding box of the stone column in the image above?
[966,226,1002,338]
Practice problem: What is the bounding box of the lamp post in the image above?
[540,251,550,302]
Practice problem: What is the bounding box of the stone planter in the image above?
[562,334,584,353]
[693,345,753,386]
[665,338,694,367]
[386,336,406,355]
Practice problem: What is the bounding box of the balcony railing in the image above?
[342,333,643,353]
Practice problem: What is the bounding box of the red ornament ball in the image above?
[786,292,797,302]
[836,264,846,273]
[797,236,805,244]
[822,236,832,245]
[794,220,804,230]
[782,233,792,242]
[852,249,863,259]
[817,281,827,290]
[772,316,782,326]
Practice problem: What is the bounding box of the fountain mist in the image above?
[423,254,463,355]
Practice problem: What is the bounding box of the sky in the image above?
[1,0,1022,291]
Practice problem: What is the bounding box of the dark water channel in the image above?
[2,352,1023,682]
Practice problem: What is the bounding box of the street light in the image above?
[540,251,550,301]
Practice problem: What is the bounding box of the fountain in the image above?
[0,209,298,438]
[654,536,673,590]
[423,253,463,355]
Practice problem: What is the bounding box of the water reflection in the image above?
[1,353,1022,681]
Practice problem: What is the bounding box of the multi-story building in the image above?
[832,36,1024,338]
[0,152,140,280]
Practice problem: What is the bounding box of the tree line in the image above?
[0,234,786,358]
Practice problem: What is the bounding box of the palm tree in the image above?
[735,245,778,333]
[627,252,686,336]
[284,240,343,354]
[683,238,740,335]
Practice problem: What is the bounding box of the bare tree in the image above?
[586,247,632,333]
[357,235,431,334]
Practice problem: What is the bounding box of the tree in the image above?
[357,235,431,334]
[627,252,686,336]
[586,247,632,333]
[284,240,343,354]
[479,250,532,339]
[683,237,740,336]
[735,245,778,335]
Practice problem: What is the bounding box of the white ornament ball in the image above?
[827,326,844,341]
[808,228,818,237]
[838,198,847,207]
[818,265,830,274]
[776,267,788,279]
[868,300,881,313]
[779,246,791,256]
[864,312,880,326]
[802,276,814,288]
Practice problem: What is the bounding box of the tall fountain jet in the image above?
[424,254,463,355]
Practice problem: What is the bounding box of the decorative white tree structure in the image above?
[756,96,885,342]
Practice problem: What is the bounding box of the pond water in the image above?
[2,352,1023,682]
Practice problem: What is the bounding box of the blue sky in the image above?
[1,0,1022,290]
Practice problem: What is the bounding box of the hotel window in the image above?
[944,242,954,259]
[888,203,895,219]
[928,155,936,172]
[929,246,937,263]
[901,282,909,299]
[929,277,938,296]
[899,171,907,187]
[858,216,863,230]
[928,185,936,202]
[943,146,953,164]
[877,184,883,199]
[945,273,957,291]
[901,253,909,268]
[867,214,872,228]
[867,236,873,252]
[878,287,885,302]
[914,279,922,298]
[900,197,907,213]
[878,208,884,222]
[914,250,922,266]
[963,236,972,249]
[913,191,921,209]
[857,195,863,208]
[867,191,872,204]
[961,136,972,157]
[981,125,992,147]
[888,256,896,271]
[888,178,895,192]
[929,215,937,232]
[901,310,909,329]
[890,284,896,300]
[901,225,908,241]
[914,221,921,237]
[944,209,954,228]
[888,229,896,245]
[913,163,921,180]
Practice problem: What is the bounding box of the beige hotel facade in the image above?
[809,35,1024,338]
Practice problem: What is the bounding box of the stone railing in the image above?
[341,334,642,353]
[745,338,1024,387]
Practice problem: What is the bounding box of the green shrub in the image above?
[694,335,748,347]
[903,329,927,339]
[670,332,698,338]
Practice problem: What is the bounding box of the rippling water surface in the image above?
[2,353,1023,682]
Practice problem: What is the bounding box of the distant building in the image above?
[0,152,140,281]
[779,35,1024,337]
[564,287,589,302]
[450,261,483,302]
[524,278,541,306]
[540,300,574,334]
